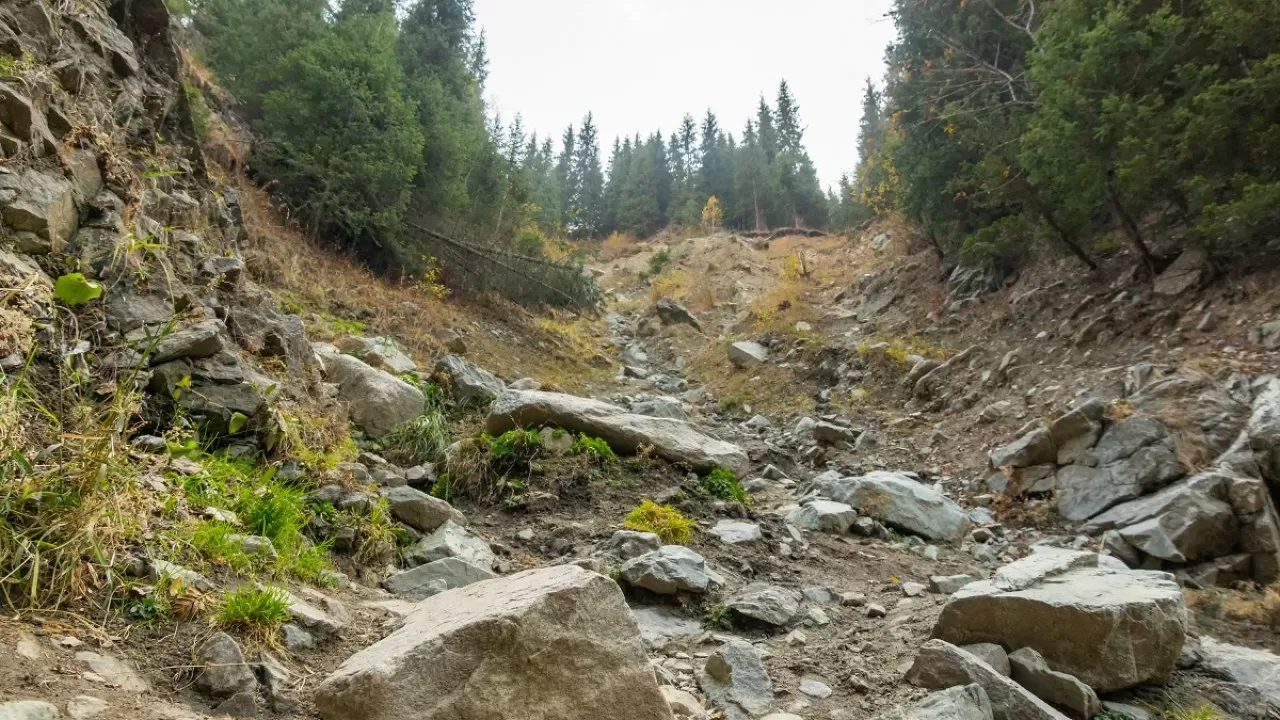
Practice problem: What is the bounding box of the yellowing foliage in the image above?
[702,196,723,230]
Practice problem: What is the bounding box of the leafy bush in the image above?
[566,434,617,463]
[704,603,733,630]
[700,467,750,504]
[624,500,695,544]
[639,249,671,280]
[487,429,543,463]
[214,586,292,641]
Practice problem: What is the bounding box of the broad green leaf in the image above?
[229,412,249,434]
[54,273,103,306]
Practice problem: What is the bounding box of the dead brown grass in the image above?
[1189,585,1280,626]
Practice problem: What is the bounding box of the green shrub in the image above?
[566,434,617,463]
[700,467,750,504]
[624,500,695,544]
[638,249,671,280]
[486,429,543,463]
[704,603,733,630]
[214,586,292,641]
[382,410,450,465]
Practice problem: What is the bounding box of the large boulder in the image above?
[1055,416,1186,521]
[815,471,970,543]
[931,550,1187,692]
[322,353,424,438]
[1081,472,1238,563]
[382,558,495,601]
[652,298,701,331]
[380,486,466,533]
[1047,399,1106,465]
[1152,244,1211,297]
[990,427,1056,469]
[1008,647,1101,720]
[314,566,673,720]
[403,520,495,570]
[435,355,505,403]
[906,640,1068,720]
[486,390,748,475]
[786,500,857,534]
[726,584,802,627]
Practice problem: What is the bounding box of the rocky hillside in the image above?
[4,2,1280,720]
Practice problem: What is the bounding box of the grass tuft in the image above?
[624,500,695,545]
[214,586,292,641]
[700,467,750,504]
[381,410,450,466]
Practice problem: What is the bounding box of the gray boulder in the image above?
[906,640,1069,720]
[620,545,710,595]
[314,566,673,720]
[931,550,1187,692]
[148,319,225,365]
[698,640,774,720]
[609,530,662,560]
[709,520,762,544]
[816,471,970,543]
[728,341,768,368]
[653,298,702,331]
[1048,400,1106,465]
[1199,636,1280,710]
[873,684,994,720]
[727,584,802,627]
[404,520,495,570]
[786,500,857,534]
[0,701,59,720]
[486,389,748,475]
[812,421,859,445]
[990,427,1056,469]
[632,396,689,420]
[341,336,417,374]
[322,354,425,438]
[435,355,505,403]
[1008,647,1101,720]
[1056,416,1186,521]
[380,486,466,533]
[196,632,257,699]
[1081,472,1238,563]
[1152,245,1211,297]
[1252,320,1280,351]
[383,558,495,600]
[1,169,75,246]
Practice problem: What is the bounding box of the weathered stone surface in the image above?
[383,558,496,600]
[486,389,748,475]
[148,320,225,364]
[961,644,1011,677]
[1252,320,1280,351]
[0,701,59,720]
[873,684,995,720]
[1056,416,1186,521]
[287,589,350,636]
[906,640,1069,720]
[817,471,970,543]
[990,427,1056,469]
[315,566,672,720]
[633,607,702,650]
[435,355,505,403]
[786,500,857,534]
[1048,400,1106,465]
[661,687,706,719]
[213,691,257,718]
[727,584,802,627]
[610,530,662,559]
[75,651,149,693]
[380,486,465,533]
[931,551,1187,692]
[709,520,762,544]
[620,545,710,595]
[653,298,702,331]
[193,630,256,696]
[322,354,424,438]
[341,336,417,374]
[404,520,495,570]
[728,341,768,368]
[65,696,109,720]
[1199,636,1280,710]
[698,640,774,720]
[1082,473,1237,563]
[632,396,689,420]
[1153,245,1211,297]
[2,170,76,245]
[1008,647,1101,720]
[930,574,980,595]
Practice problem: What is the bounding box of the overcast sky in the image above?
[472,0,897,190]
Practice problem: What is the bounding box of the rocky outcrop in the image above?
[382,558,495,600]
[874,684,994,720]
[1199,637,1280,711]
[814,471,970,543]
[341,335,417,374]
[486,389,748,474]
[906,640,1068,720]
[620,545,711,595]
[727,341,768,368]
[931,550,1186,693]
[652,298,702,332]
[314,566,673,720]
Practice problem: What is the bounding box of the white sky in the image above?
[473,0,897,190]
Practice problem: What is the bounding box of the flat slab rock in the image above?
[315,565,671,720]
[815,470,970,543]
[486,389,748,474]
[931,549,1187,693]
[1199,636,1280,709]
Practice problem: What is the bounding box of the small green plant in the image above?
[704,603,733,630]
[699,467,750,504]
[487,429,543,463]
[638,249,671,280]
[1161,704,1224,720]
[430,474,454,501]
[718,392,750,413]
[624,500,696,544]
[214,586,292,641]
[182,80,213,140]
[566,434,617,463]
[382,410,450,465]
[128,594,168,623]
[53,273,104,306]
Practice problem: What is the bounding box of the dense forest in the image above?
[185,0,1279,302]
[849,0,1280,273]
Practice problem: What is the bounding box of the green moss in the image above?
[699,467,750,505]
[624,500,695,544]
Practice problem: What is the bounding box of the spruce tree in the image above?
[573,113,605,237]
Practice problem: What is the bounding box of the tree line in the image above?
[186,0,837,307]
[842,0,1280,274]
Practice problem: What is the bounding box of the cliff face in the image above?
[1,0,328,451]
